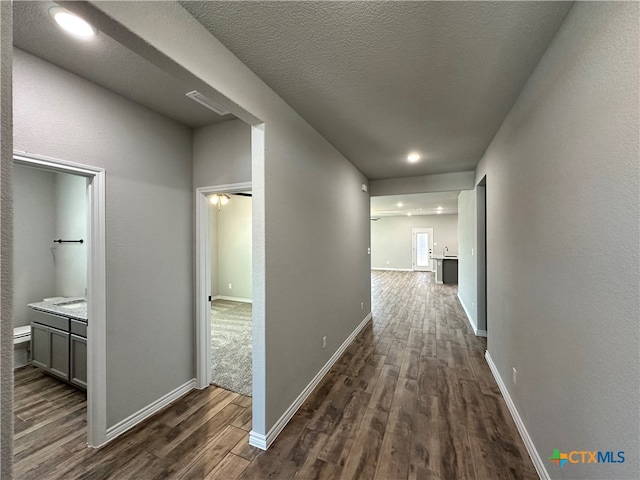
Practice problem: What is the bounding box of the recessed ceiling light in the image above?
[436,206,443,211]
[397,202,404,207]
[407,213,412,216]
[50,7,97,38]
[407,153,421,163]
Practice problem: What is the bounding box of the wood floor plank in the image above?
[174,424,246,479]
[205,453,250,480]
[339,407,388,480]
[374,378,417,480]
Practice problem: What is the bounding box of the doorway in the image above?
[209,191,253,396]
[12,151,107,447]
[195,181,252,393]
[412,227,434,272]
[477,177,487,335]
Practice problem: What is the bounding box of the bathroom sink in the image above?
[54,299,86,310]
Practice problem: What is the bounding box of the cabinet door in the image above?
[70,334,87,389]
[49,329,70,380]
[31,323,50,370]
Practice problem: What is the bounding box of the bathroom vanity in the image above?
[28,298,87,390]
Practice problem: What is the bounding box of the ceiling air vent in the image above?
[185,90,229,116]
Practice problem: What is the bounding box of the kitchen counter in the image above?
[28,297,87,321]
[432,255,458,260]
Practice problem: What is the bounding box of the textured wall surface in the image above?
[193,119,251,188]
[457,189,477,330]
[371,214,458,270]
[0,1,12,475]
[12,166,56,328]
[475,3,639,478]
[14,48,194,429]
[215,195,252,300]
[54,172,87,298]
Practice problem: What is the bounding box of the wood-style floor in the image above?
[14,271,537,479]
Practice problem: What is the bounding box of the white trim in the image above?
[13,151,107,448]
[211,295,253,304]
[371,267,413,272]
[104,379,196,445]
[195,181,252,391]
[457,293,487,337]
[249,312,372,450]
[485,352,548,480]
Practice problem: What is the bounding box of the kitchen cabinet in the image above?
[443,258,459,284]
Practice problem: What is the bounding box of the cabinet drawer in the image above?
[70,320,87,337]
[31,309,69,331]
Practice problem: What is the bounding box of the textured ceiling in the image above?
[13,1,233,128]
[371,191,460,217]
[181,1,573,179]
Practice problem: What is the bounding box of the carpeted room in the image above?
[209,192,253,396]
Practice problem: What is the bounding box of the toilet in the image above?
[14,326,31,369]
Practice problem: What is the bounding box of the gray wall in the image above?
[13,48,194,428]
[210,201,219,297]
[475,3,639,478]
[53,172,87,298]
[457,189,477,329]
[371,214,458,270]
[194,119,251,187]
[13,165,56,328]
[0,1,12,473]
[370,171,474,196]
[213,195,252,301]
[100,1,371,435]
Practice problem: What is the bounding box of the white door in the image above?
[412,228,434,271]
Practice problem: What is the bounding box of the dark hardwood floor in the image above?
[14,271,537,479]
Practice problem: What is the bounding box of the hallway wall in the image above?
[13,48,194,429]
[476,3,639,478]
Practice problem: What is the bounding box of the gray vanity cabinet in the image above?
[49,329,70,380]
[31,323,70,381]
[30,309,86,388]
[70,334,87,388]
[30,323,51,371]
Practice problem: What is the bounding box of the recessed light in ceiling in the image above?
[407,213,412,216]
[407,153,421,163]
[397,202,404,207]
[50,7,97,38]
[436,206,443,211]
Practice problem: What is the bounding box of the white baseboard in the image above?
[457,293,486,337]
[371,267,413,272]
[249,312,373,450]
[485,352,547,480]
[211,295,252,304]
[105,378,196,443]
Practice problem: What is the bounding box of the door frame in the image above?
[195,181,252,390]
[13,151,107,447]
[412,227,434,271]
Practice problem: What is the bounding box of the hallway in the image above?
[240,270,537,479]
[14,271,537,479]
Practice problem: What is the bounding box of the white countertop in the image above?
[432,255,459,260]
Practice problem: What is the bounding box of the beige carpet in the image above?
[211,300,252,396]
